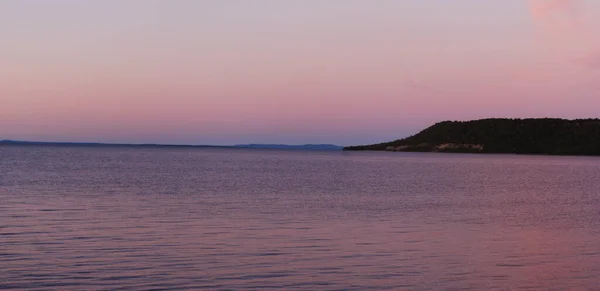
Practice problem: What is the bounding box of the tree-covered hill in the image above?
[344,118,600,155]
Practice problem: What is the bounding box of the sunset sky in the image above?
[2,0,599,145]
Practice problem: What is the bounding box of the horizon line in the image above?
[0,139,345,149]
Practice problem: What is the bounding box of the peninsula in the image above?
[344,118,600,156]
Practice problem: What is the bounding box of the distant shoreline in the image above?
[0,140,343,151]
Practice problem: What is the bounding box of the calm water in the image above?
[2,146,600,290]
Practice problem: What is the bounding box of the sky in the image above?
[1,0,599,146]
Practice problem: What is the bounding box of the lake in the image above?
[2,146,600,290]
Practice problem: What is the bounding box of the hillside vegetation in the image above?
[344,118,600,155]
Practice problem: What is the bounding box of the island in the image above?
[344,118,600,156]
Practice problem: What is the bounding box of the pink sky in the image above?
[1,0,599,145]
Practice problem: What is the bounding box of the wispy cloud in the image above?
[581,51,600,69]
[404,79,431,90]
[529,0,581,32]
[529,0,600,70]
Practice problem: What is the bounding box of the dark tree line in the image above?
[344,118,600,155]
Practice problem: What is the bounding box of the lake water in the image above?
[2,146,600,290]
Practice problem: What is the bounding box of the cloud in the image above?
[404,79,431,90]
[529,0,600,70]
[581,51,600,69]
[529,0,581,32]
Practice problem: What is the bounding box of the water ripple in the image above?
[2,147,600,290]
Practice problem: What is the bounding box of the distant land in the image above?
[0,140,342,151]
[0,140,225,148]
[344,118,600,156]
[234,144,343,150]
